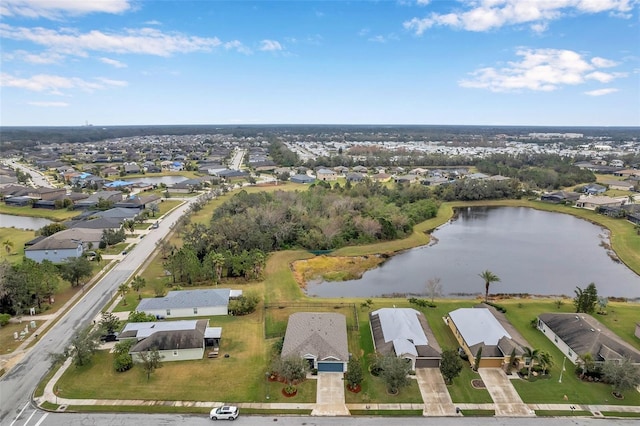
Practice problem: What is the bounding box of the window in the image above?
[173,350,178,356]
[193,307,198,315]
[568,350,572,357]
[554,336,558,343]
[166,309,171,316]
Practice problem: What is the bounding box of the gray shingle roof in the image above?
[129,319,208,352]
[538,313,640,363]
[281,312,349,362]
[136,289,231,311]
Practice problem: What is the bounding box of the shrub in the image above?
[0,313,10,326]
[483,301,507,313]
[408,297,436,308]
[228,291,260,316]
[114,353,133,372]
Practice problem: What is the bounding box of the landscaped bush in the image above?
[228,292,260,316]
[0,313,10,326]
[113,353,133,372]
[408,297,436,308]
[483,301,507,313]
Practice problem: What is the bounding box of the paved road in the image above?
[0,197,198,426]
[13,412,635,426]
[1,159,55,188]
[229,148,246,170]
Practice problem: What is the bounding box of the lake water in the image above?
[0,213,52,230]
[124,176,188,186]
[306,207,640,299]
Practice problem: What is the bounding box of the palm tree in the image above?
[118,283,129,305]
[3,239,14,255]
[538,351,553,375]
[523,347,541,379]
[130,275,146,299]
[479,270,500,302]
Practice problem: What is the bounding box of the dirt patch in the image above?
[291,255,386,287]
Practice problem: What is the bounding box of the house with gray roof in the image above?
[447,305,528,369]
[290,174,315,184]
[537,313,640,366]
[25,234,84,264]
[370,308,441,369]
[136,289,239,318]
[121,319,221,362]
[281,312,349,373]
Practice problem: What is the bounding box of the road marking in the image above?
[23,409,37,425]
[9,402,30,426]
[34,412,49,426]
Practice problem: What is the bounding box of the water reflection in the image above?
[306,207,640,299]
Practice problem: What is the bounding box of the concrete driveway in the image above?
[311,372,350,416]
[478,368,534,416]
[415,368,457,416]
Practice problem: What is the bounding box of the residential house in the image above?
[346,172,365,183]
[135,289,239,318]
[467,172,490,180]
[394,174,419,184]
[101,166,120,177]
[281,312,349,373]
[583,183,607,195]
[25,236,84,263]
[447,306,528,369]
[290,174,315,184]
[91,207,139,222]
[369,308,442,369]
[123,163,141,174]
[422,177,450,187]
[575,196,624,210]
[601,180,636,192]
[114,194,161,210]
[540,191,581,204]
[371,173,391,182]
[613,169,639,179]
[352,166,368,174]
[73,190,123,209]
[333,166,349,175]
[316,168,338,181]
[121,319,221,362]
[537,313,640,366]
[103,180,134,190]
[27,187,66,201]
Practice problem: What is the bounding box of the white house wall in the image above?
[133,347,204,363]
[538,320,581,364]
[25,247,82,263]
[146,306,228,318]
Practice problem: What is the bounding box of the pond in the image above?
[124,176,188,186]
[305,207,640,299]
[0,213,52,230]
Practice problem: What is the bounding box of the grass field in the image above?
[0,227,36,263]
[0,204,78,221]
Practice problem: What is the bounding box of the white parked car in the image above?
[209,405,239,420]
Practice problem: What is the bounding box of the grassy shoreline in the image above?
[334,199,640,278]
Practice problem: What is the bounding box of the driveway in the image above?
[415,368,457,416]
[478,368,534,416]
[311,372,350,416]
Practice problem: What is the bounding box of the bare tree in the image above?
[426,277,442,303]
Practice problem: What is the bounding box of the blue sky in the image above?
[1,0,638,127]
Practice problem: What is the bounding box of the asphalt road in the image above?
[0,196,198,426]
[6,412,634,426]
[1,159,54,189]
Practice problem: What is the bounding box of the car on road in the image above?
[209,405,238,420]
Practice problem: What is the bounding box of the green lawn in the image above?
[0,204,78,221]
[502,300,640,406]
[0,227,36,263]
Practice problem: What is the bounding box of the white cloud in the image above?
[99,57,127,68]
[459,48,626,92]
[1,72,126,94]
[224,40,252,55]
[404,0,634,34]
[4,49,64,64]
[416,0,431,5]
[260,39,283,52]
[28,101,69,107]
[0,24,248,57]
[144,20,162,26]
[0,0,131,19]
[584,88,619,96]
[591,56,618,68]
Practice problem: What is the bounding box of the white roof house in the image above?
[370,308,441,368]
[448,308,511,347]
